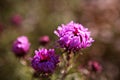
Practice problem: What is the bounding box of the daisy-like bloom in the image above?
[54,21,94,52]
[12,36,30,57]
[31,48,59,73]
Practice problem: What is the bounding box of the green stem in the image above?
[60,51,71,80]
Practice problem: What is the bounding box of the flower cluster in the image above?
[12,36,30,57]
[54,21,94,52]
[31,48,59,73]
[12,21,94,79]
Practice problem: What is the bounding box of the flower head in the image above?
[12,36,30,57]
[54,21,94,52]
[31,48,59,73]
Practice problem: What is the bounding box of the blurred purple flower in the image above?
[12,36,30,57]
[31,48,59,73]
[11,14,22,26]
[54,21,94,52]
[39,36,50,46]
[88,61,102,73]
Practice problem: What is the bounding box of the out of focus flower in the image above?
[0,23,3,33]
[31,48,59,73]
[54,21,94,52]
[12,36,30,57]
[39,36,50,46]
[88,61,102,73]
[11,14,22,26]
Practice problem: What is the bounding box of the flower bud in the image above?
[88,61,102,73]
[11,14,22,26]
[39,36,50,46]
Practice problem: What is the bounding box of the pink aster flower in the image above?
[54,21,94,52]
[12,36,30,57]
[31,48,59,73]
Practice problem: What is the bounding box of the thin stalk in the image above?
[60,51,71,80]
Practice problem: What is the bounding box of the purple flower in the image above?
[54,21,94,52]
[12,36,30,57]
[88,61,102,73]
[39,36,50,46]
[11,14,22,26]
[31,48,59,73]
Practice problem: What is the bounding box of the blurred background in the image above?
[0,0,120,80]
